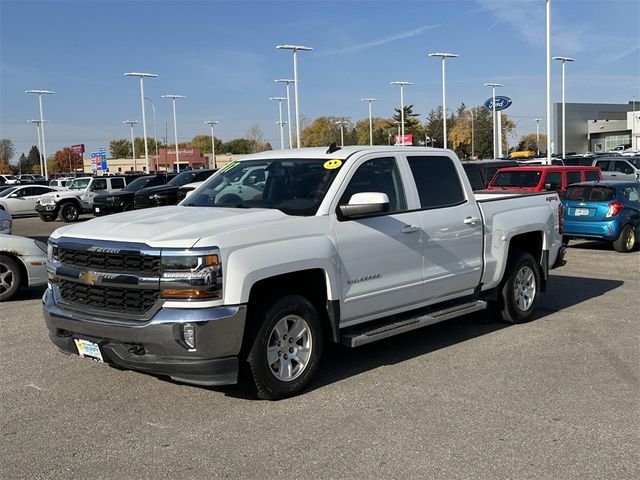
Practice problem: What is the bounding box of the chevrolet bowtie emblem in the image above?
[78,271,101,285]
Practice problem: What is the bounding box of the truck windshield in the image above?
[124,176,163,192]
[183,159,342,216]
[168,171,204,187]
[491,170,542,188]
[69,178,91,190]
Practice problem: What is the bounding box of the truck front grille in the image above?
[59,249,161,276]
[59,280,159,315]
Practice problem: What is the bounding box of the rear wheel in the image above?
[0,255,21,302]
[246,295,323,400]
[613,225,635,253]
[60,202,80,222]
[497,251,541,324]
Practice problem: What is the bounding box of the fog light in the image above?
[182,323,196,350]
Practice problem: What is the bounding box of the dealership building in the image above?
[553,101,640,154]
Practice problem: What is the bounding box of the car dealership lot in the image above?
[2,217,638,479]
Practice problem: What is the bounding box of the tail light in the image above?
[605,202,624,218]
[558,203,563,234]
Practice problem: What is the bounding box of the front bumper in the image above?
[43,289,247,386]
[35,204,59,215]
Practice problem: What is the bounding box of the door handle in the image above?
[464,216,480,225]
[401,225,421,234]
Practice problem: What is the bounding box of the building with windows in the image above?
[553,101,638,154]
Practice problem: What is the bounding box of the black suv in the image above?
[93,173,176,216]
[462,159,519,190]
[134,169,216,209]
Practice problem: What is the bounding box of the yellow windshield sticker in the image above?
[220,161,239,173]
[323,159,342,170]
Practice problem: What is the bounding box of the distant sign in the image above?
[394,134,413,145]
[71,144,85,154]
[90,150,107,171]
[484,96,512,111]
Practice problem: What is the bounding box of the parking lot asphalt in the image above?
[2,216,639,479]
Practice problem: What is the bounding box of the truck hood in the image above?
[50,206,290,248]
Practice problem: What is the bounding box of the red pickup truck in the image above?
[487,166,602,194]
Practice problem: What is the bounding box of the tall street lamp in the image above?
[552,56,575,159]
[204,121,219,169]
[469,109,475,158]
[390,81,412,146]
[484,83,503,158]
[123,120,138,171]
[124,72,158,171]
[144,97,158,162]
[361,98,379,145]
[535,118,541,156]
[25,89,54,179]
[162,94,185,172]
[275,79,294,148]
[429,52,458,149]
[270,97,287,150]
[335,120,349,147]
[28,119,46,175]
[276,45,312,148]
[546,0,552,162]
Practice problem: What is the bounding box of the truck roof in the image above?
[239,146,449,161]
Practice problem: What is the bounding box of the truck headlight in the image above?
[47,241,59,263]
[160,249,222,300]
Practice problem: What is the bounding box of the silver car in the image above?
[593,157,640,181]
[0,185,60,217]
[0,234,48,301]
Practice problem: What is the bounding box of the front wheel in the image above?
[38,213,56,222]
[612,225,636,253]
[497,251,541,324]
[0,254,22,302]
[246,295,323,400]
[60,202,80,222]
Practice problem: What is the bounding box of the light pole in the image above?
[144,97,158,163]
[469,109,475,158]
[123,120,138,171]
[25,89,54,179]
[276,45,312,148]
[361,98,379,145]
[335,120,349,147]
[552,56,575,159]
[390,81,412,146]
[28,119,46,175]
[275,79,294,148]
[429,52,458,149]
[546,0,552,162]
[204,121,219,169]
[270,97,287,150]
[162,94,185,172]
[535,118,541,156]
[124,72,158,172]
[484,83,503,158]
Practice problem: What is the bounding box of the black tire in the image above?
[60,202,80,222]
[612,225,636,253]
[38,213,56,222]
[0,254,22,302]
[246,295,323,400]
[497,251,541,324]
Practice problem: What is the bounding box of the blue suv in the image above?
[562,181,640,252]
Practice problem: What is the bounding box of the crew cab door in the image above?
[331,156,424,324]
[405,154,483,301]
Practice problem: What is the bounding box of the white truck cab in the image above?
[44,147,565,399]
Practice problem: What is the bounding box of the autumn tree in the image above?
[220,138,256,154]
[0,139,15,173]
[301,116,355,147]
[50,147,83,173]
[188,134,223,154]
[354,117,394,145]
[109,139,130,158]
[516,133,547,154]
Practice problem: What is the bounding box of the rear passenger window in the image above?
[585,171,600,182]
[566,171,581,185]
[111,178,125,189]
[407,156,465,209]
[544,172,562,191]
[595,161,610,171]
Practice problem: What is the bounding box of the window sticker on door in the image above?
[323,159,342,170]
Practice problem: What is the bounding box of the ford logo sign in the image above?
[483,96,512,111]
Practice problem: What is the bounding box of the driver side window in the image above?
[339,157,407,213]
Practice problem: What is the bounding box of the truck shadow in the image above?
[305,273,624,396]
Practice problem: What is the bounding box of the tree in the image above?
[109,139,130,158]
[17,153,27,173]
[49,148,82,173]
[354,117,395,145]
[448,105,496,159]
[392,105,424,143]
[221,138,256,154]
[300,116,355,147]
[188,134,221,154]
[246,124,271,152]
[26,146,41,173]
[0,139,15,167]
[516,133,547,154]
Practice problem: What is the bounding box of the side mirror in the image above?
[543,183,552,191]
[9,193,18,198]
[339,192,390,218]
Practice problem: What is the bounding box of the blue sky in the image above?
[1,0,639,157]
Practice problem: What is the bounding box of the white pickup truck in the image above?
[43,147,566,399]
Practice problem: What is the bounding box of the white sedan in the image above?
[0,234,48,301]
[0,185,60,217]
